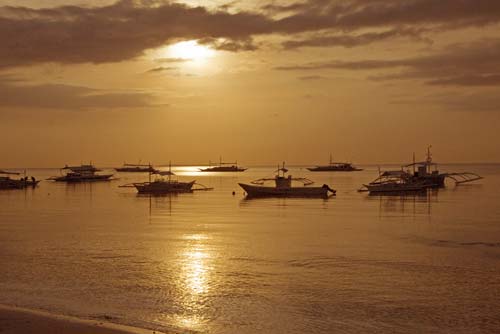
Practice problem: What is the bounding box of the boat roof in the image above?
[403,161,438,167]
[122,163,153,167]
[63,164,100,172]
[380,170,410,177]
[0,170,20,175]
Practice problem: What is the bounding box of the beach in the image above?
[0,305,161,334]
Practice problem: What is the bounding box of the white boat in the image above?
[239,163,336,198]
[49,164,114,182]
[132,163,195,194]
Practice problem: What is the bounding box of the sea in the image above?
[1,165,500,334]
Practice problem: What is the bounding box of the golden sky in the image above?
[1,0,500,167]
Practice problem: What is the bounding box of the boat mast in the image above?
[412,152,415,174]
[426,145,432,173]
[168,161,172,182]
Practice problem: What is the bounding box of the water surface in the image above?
[1,165,500,333]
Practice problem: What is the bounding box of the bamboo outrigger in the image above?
[239,162,336,198]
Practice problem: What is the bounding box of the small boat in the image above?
[308,155,362,172]
[359,170,428,194]
[403,146,483,187]
[239,163,336,198]
[199,157,247,172]
[402,147,445,187]
[133,164,195,194]
[116,162,158,173]
[48,164,114,182]
[0,170,39,189]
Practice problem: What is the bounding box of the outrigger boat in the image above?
[131,164,196,194]
[0,170,39,189]
[307,155,362,172]
[359,170,428,194]
[116,162,159,173]
[48,164,114,182]
[199,157,247,172]
[239,163,336,198]
[403,146,483,187]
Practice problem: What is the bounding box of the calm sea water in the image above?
[1,165,500,333]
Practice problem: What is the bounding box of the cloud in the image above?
[0,80,153,110]
[2,0,500,68]
[198,37,258,52]
[146,66,177,73]
[391,91,500,112]
[277,39,500,86]
[297,75,326,81]
[282,28,432,49]
[156,57,191,64]
[271,0,500,31]
[0,0,272,68]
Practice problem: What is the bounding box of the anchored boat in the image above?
[403,147,483,187]
[131,164,196,194]
[239,163,336,198]
[0,170,39,189]
[308,155,362,172]
[49,164,114,182]
[116,162,159,173]
[359,170,428,194]
[199,157,247,172]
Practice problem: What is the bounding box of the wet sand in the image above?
[0,305,163,334]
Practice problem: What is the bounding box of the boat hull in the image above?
[415,174,446,188]
[116,167,158,173]
[364,183,427,194]
[52,174,114,182]
[200,167,247,172]
[0,179,39,189]
[239,183,333,198]
[134,180,195,194]
[308,166,362,172]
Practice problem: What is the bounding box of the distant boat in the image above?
[403,146,483,187]
[116,162,158,173]
[307,155,362,172]
[359,170,428,194]
[0,170,39,189]
[133,163,195,194]
[48,164,114,182]
[239,163,336,197]
[199,157,247,172]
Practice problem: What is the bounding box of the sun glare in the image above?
[168,40,215,61]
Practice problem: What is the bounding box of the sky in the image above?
[1,0,500,167]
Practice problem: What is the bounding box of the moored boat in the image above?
[0,170,39,189]
[116,163,158,173]
[199,157,247,172]
[49,164,114,182]
[308,155,362,172]
[403,146,483,187]
[359,170,428,194]
[132,163,196,194]
[239,163,336,198]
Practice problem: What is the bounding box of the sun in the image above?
[168,40,215,61]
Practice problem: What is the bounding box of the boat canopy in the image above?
[380,170,410,177]
[0,170,20,175]
[403,161,438,167]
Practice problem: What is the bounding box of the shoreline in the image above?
[0,304,165,334]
